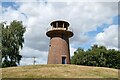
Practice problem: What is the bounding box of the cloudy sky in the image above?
[0,0,119,66]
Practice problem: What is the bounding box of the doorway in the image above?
[62,57,66,64]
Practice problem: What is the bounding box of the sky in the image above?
[0,0,119,66]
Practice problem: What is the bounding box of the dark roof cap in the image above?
[50,20,70,26]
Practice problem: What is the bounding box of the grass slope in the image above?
[2,64,118,78]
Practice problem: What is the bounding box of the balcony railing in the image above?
[46,26,73,32]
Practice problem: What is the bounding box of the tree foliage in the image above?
[0,23,2,67]
[1,20,26,67]
[71,45,120,69]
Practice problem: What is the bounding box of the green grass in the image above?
[1,64,119,78]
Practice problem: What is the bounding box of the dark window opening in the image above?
[62,57,66,64]
[59,22,63,28]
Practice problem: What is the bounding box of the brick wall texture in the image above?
[47,33,70,64]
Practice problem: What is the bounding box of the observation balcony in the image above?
[46,26,73,32]
[46,26,73,38]
[46,20,74,37]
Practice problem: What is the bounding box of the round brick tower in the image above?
[46,20,73,64]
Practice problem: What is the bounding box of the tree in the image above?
[71,48,86,65]
[0,23,2,67]
[1,20,26,67]
[71,44,120,69]
[105,49,120,69]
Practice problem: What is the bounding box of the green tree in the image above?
[0,23,2,67]
[105,49,120,69]
[1,20,26,67]
[87,45,107,67]
[71,44,120,69]
[71,48,86,65]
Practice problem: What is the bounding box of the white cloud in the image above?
[2,0,119,2]
[0,5,2,21]
[1,2,118,65]
[1,7,27,25]
[70,45,76,57]
[20,46,48,65]
[95,25,118,49]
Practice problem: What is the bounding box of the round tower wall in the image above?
[47,36,70,64]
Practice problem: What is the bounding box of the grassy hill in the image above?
[2,64,119,78]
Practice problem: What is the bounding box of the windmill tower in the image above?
[46,20,73,64]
